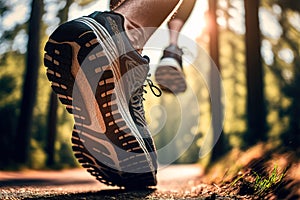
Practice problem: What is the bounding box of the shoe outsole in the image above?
[44,17,156,188]
[155,65,187,94]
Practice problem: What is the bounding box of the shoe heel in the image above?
[44,20,102,114]
[44,41,75,113]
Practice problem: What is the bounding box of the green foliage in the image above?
[262,4,300,148]
[219,30,247,148]
[0,0,299,170]
[231,173,245,187]
[146,66,205,164]
[0,75,16,99]
[29,139,47,169]
[230,164,287,197]
[0,52,24,168]
[0,0,78,169]
[0,102,19,168]
[253,165,286,196]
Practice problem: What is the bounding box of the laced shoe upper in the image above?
[155,44,187,94]
[161,44,184,68]
[129,73,161,155]
[88,11,161,173]
[89,12,150,91]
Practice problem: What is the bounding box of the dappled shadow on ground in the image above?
[29,188,156,200]
[0,174,156,200]
[0,165,209,199]
[0,178,94,187]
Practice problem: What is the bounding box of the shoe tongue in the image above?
[120,56,149,100]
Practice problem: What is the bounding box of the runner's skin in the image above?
[110,0,196,49]
[168,0,196,45]
[113,0,183,50]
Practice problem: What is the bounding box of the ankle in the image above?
[113,11,148,53]
[123,16,147,52]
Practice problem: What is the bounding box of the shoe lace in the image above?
[143,74,162,99]
[141,55,162,100]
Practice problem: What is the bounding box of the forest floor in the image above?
[0,143,299,199]
[203,143,300,199]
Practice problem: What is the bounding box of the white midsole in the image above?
[158,57,182,72]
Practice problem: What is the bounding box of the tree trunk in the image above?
[208,0,226,162]
[14,0,44,164]
[244,0,267,146]
[46,92,58,166]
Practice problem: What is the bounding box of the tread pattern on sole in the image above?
[44,18,156,187]
[155,65,187,94]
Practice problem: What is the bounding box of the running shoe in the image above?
[44,11,157,188]
[155,44,187,94]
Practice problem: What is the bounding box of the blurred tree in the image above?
[14,0,44,164]
[264,1,300,149]
[207,0,228,162]
[0,74,19,168]
[46,0,73,167]
[212,0,247,148]
[243,0,267,146]
[0,0,27,65]
[46,91,58,166]
[0,0,30,168]
[154,95,180,164]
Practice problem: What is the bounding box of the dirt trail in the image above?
[0,164,233,199]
